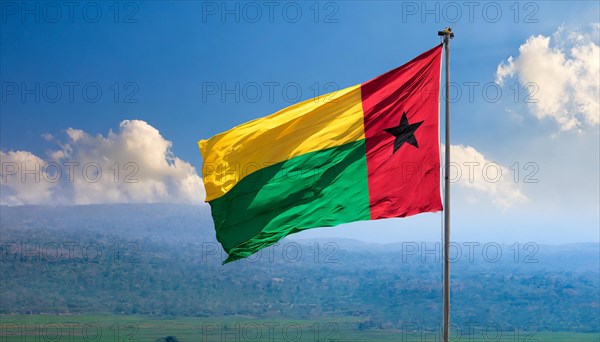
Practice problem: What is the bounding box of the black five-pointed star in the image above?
[383,112,424,153]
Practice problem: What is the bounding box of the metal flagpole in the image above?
[438,27,453,342]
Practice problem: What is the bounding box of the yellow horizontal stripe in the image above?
[199,84,365,201]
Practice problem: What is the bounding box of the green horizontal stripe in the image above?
[209,140,370,263]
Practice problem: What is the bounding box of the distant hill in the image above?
[1,204,598,332]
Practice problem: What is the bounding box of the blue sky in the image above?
[1,1,599,244]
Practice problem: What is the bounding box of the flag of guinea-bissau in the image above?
[199,44,443,263]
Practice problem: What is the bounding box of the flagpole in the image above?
[438,27,453,342]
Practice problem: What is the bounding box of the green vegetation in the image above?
[1,204,599,340]
[1,315,599,341]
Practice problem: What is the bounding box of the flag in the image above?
[198,44,443,263]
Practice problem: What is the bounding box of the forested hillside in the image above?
[1,204,598,332]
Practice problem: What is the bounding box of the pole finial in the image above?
[437,27,454,39]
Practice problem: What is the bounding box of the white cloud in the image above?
[445,144,527,209]
[0,150,55,205]
[1,120,204,205]
[1,120,523,209]
[496,24,600,131]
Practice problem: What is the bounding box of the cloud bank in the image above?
[1,120,524,209]
[496,24,600,131]
[1,120,204,205]
[446,144,527,209]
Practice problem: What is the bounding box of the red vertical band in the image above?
[361,45,443,220]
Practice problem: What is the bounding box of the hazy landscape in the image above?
[1,204,598,341]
